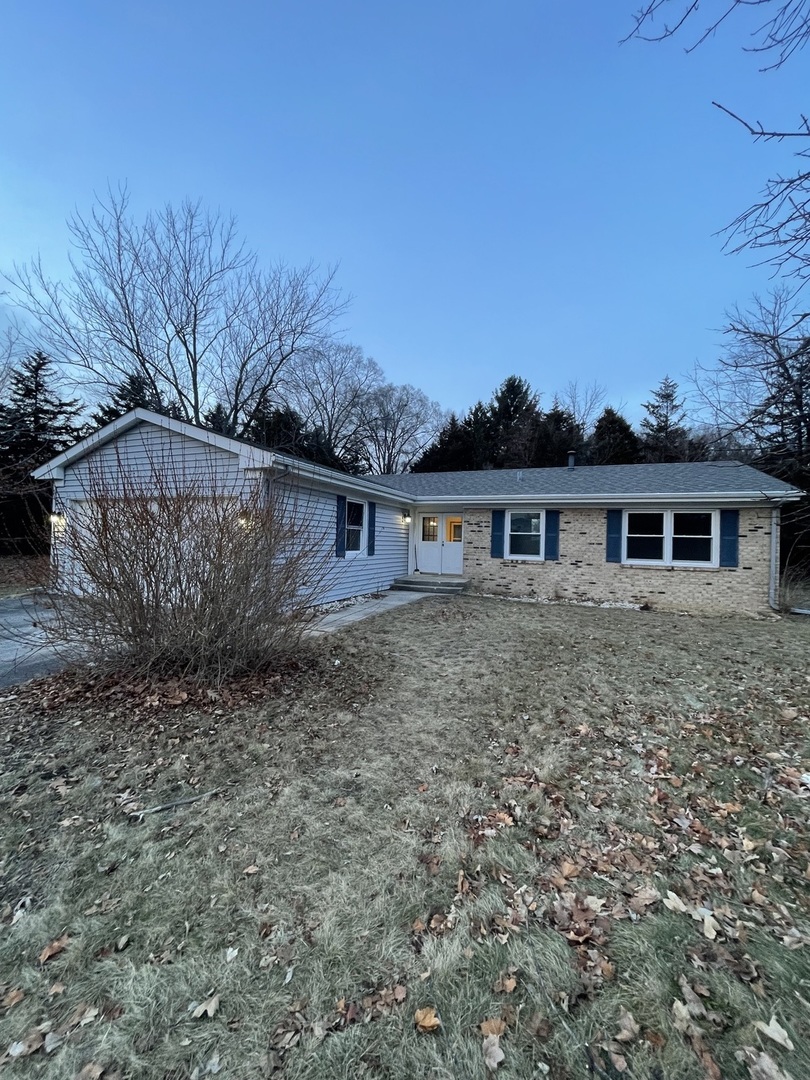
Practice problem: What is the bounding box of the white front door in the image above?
[416,514,463,574]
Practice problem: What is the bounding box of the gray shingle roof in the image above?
[367,461,801,499]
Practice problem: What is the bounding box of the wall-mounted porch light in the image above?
[49,512,66,536]
[402,510,412,524]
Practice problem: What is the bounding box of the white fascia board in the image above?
[31,408,277,480]
[407,490,803,508]
[31,411,145,479]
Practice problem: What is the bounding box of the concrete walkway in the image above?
[0,593,66,689]
[305,590,429,635]
[0,589,431,686]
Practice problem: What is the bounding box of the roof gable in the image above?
[31,409,275,480]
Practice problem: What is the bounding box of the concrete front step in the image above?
[391,575,469,595]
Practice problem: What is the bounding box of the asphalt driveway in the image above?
[0,593,67,688]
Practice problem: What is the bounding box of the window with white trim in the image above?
[623,510,718,566]
[506,510,545,560]
[345,500,365,554]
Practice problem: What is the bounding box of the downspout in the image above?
[769,506,780,612]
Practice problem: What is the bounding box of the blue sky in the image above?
[0,1,805,421]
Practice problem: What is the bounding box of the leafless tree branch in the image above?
[4,187,349,436]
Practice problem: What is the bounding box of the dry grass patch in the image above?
[1,597,809,1079]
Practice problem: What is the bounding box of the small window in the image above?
[421,516,438,542]
[448,519,463,543]
[346,500,364,553]
[507,511,544,559]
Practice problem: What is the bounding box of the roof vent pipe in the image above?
[567,450,576,470]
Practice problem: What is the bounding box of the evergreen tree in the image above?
[587,407,643,465]
[244,404,352,471]
[0,352,85,555]
[529,404,583,468]
[0,352,84,474]
[411,414,469,472]
[91,373,168,428]
[412,402,495,472]
[640,376,689,463]
[202,402,236,436]
[462,402,496,469]
[489,376,541,467]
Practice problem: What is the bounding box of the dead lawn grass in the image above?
[1,596,809,1080]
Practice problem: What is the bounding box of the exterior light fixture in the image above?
[49,512,66,536]
[402,510,412,524]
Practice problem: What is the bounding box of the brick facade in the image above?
[462,506,776,615]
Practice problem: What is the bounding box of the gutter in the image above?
[397,490,803,509]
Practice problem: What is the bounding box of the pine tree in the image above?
[92,373,177,428]
[0,352,84,474]
[202,402,236,436]
[529,404,583,468]
[489,376,541,467]
[412,403,495,472]
[0,352,85,554]
[588,407,643,465]
[640,376,689,463]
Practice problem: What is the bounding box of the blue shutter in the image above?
[606,509,623,563]
[719,509,739,567]
[367,501,376,556]
[491,510,505,559]
[335,495,346,558]
[544,510,560,561]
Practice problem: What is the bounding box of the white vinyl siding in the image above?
[55,421,410,605]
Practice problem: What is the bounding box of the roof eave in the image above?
[405,490,803,507]
[266,455,413,501]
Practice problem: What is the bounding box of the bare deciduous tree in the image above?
[692,287,810,461]
[626,1,810,67]
[6,189,347,436]
[556,379,607,436]
[358,383,447,473]
[281,343,385,464]
[625,1,810,282]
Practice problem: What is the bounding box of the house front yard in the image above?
[1,597,809,1080]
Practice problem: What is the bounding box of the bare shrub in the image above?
[46,456,336,681]
[780,564,810,611]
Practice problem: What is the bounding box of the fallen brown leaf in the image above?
[480,1018,507,1037]
[615,1008,640,1043]
[8,1030,45,1059]
[75,1065,105,1080]
[414,1006,441,1033]
[38,933,70,964]
[736,1047,796,1080]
